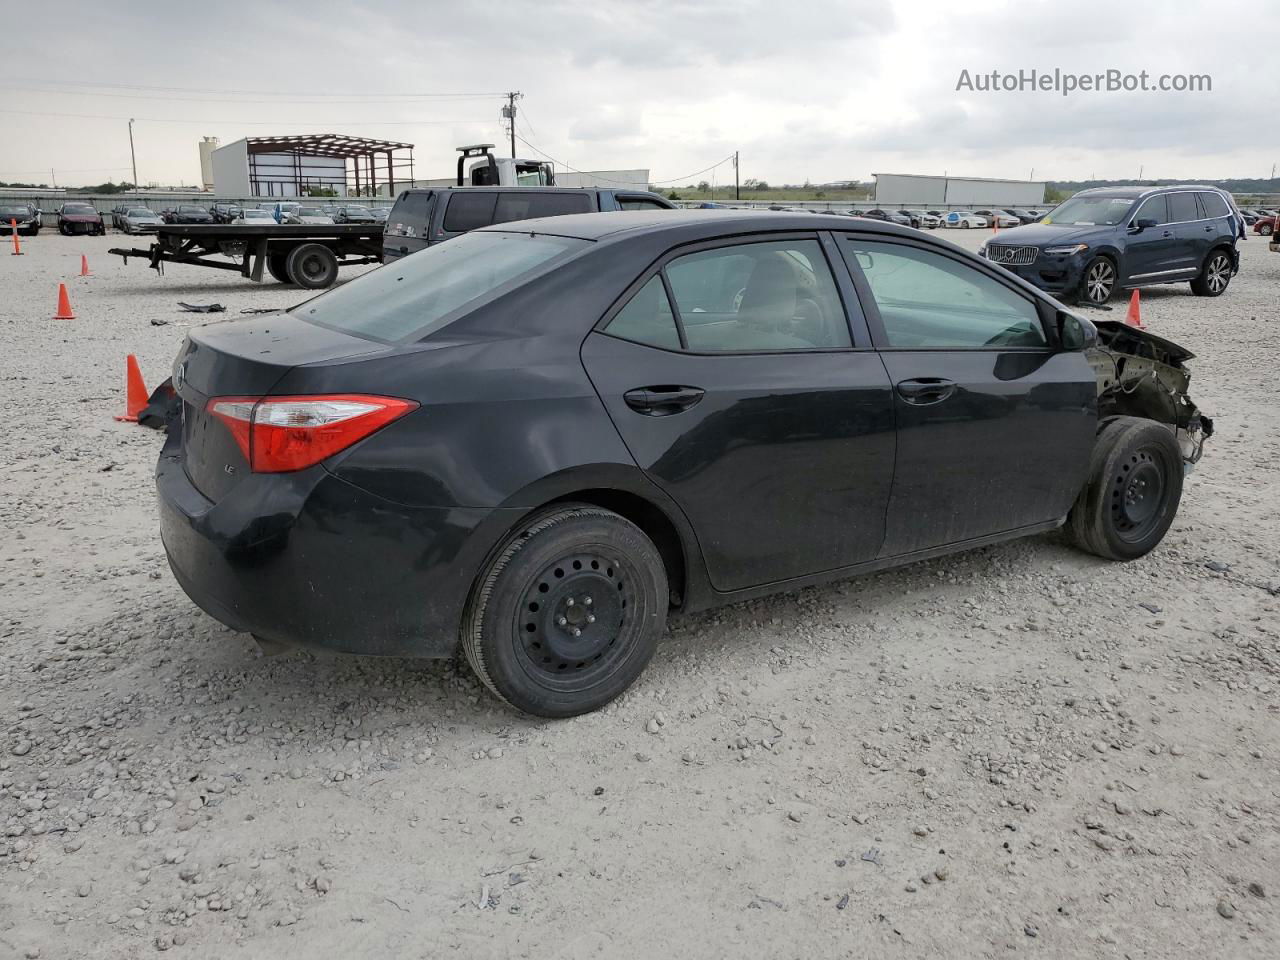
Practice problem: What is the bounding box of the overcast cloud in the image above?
[0,0,1275,188]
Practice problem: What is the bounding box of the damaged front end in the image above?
[1087,320,1213,468]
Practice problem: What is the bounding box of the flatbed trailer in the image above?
[108,223,383,289]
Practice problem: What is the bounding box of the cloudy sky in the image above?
[1,0,1276,189]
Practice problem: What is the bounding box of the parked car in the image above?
[57,202,104,235]
[270,201,302,224]
[898,209,940,229]
[973,210,1021,228]
[110,201,143,230]
[156,209,1211,717]
[1003,209,1040,225]
[369,207,392,222]
[0,202,41,235]
[980,185,1240,304]
[210,202,242,224]
[944,211,988,229]
[334,205,379,225]
[1253,214,1277,236]
[120,207,164,234]
[163,204,214,225]
[285,206,336,225]
[231,208,277,225]
[383,186,675,261]
[861,208,913,226]
[847,208,868,217]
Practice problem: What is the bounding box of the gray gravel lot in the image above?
[1,227,1278,958]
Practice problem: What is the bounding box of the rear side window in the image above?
[442,193,498,232]
[296,232,585,342]
[387,192,433,238]
[843,239,1045,349]
[617,197,669,211]
[1198,192,1229,218]
[605,276,681,350]
[1167,193,1199,223]
[492,192,592,223]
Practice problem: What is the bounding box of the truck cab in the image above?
[457,144,555,187]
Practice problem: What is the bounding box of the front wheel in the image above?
[1260,224,1274,236]
[285,243,339,289]
[463,506,668,718]
[1080,256,1117,305]
[1191,250,1232,297]
[1065,417,1184,561]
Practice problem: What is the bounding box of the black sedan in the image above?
[163,204,215,224]
[334,205,378,224]
[157,211,1211,717]
[0,203,41,235]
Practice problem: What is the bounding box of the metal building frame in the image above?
[244,134,415,198]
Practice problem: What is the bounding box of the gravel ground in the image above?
[1,228,1278,959]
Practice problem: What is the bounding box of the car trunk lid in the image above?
[174,311,387,501]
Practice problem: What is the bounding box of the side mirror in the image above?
[1057,310,1098,351]
[1131,217,1157,233]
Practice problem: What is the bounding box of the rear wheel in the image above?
[266,255,293,284]
[285,243,339,289]
[462,506,668,718]
[1260,224,1273,236]
[1190,249,1232,297]
[1065,417,1183,561]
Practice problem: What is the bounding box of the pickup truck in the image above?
[382,186,675,261]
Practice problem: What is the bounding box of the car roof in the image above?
[1076,184,1227,199]
[477,208,925,243]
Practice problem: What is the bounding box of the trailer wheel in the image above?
[266,255,294,285]
[286,243,339,289]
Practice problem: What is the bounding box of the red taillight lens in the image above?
[207,394,417,473]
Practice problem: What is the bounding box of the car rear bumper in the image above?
[156,426,504,658]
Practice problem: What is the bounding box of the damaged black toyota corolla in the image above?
[155,211,1212,717]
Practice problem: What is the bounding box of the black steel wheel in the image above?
[1190,250,1232,297]
[1065,417,1183,561]
[265,254,294,285]
[285,243,339,289]
[1080,256,1117,305]
[463,505,668,717]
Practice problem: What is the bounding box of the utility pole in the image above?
[502,92,522,158]
[1029,167,1035,180]
[128,118,138,194]
[734,151,739,201]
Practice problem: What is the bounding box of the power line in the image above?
[0,108,490,127]
[513,133,735,185]
[1,83,504,106]
[0,78,507,99]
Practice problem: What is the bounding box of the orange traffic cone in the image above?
[9,219,21,255]
[1125,290,1144,328]
[114,355,149,423]
[80,254,91,277]
[53,283,76,319]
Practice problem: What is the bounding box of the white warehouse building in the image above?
[873,172,1046,208]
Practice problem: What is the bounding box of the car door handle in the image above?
[1161,230,1173,238]
[895,378,957,405]
[623,385,705,416]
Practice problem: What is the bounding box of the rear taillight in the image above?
[207,394,417,473]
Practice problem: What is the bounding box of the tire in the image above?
[1080,256,1117,305]
[961,221,971,229]
[265,254,294,285]
[1260,224,1273,236]
[462,505,668,718]
[285,243,339,289]
[59,223,70,236]
[1065,417,1184,562]
[1191,249,1233,297]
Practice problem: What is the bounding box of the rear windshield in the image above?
[295,231,587,343]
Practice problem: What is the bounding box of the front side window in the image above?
[442,193,497,232]
[842,239,1046,349]
[297,231,585,342]
[1132,195,1169,225]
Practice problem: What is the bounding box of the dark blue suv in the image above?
[979,186,1241,305]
